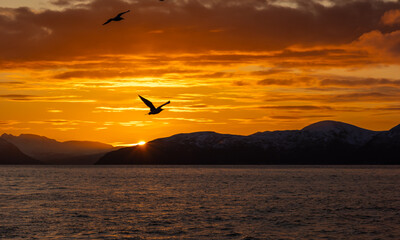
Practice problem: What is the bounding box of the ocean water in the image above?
[0,166,399,239]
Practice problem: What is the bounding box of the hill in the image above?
[0,138,40,164]
[1,133,116,164]
[97,120,398,165]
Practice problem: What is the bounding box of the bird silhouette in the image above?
[103,10,130,25]
[139,95,170,115]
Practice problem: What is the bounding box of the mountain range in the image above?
[0,134,117,164]
[1,120,399,165]
[0,138,40,164]
[97,120,400,165]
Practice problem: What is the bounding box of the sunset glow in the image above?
[0,0,399,144]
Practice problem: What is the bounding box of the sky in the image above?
[0,0,400,145]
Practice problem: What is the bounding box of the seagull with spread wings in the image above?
[103,10,130,25]
[139,95,170,115]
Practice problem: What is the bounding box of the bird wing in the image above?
[103,19,112,25]
[139,95,156,111]
[117,10,130,18]
[158,101,171,109]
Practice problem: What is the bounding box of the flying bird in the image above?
[103,10,130,25]
[139,95,170,115]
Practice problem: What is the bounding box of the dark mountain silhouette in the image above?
[1,134,116,164]
[0,138,40,164]
[360,124,400,164]
[96,120,399,165]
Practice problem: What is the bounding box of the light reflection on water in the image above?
[0,165,400,239]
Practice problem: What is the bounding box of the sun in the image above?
[137,141,146,146]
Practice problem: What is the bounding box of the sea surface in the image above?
[0,166,399,239]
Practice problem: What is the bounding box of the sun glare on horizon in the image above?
[112,141,146,147]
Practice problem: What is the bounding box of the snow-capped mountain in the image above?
[97,120,399,165]
[301,120,377,145]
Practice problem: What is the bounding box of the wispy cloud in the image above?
[47,109,63,113]
[268,115,334,120]
[259,105,334,111]
[320,77,400,87]
[257,79,296,86]
[29,119,96,126]
[118,121,153,127]
[155,117,214,123]
[0,94,96,102]
[0,81,25,86]
[0,120,20,125]
[94,107,145,113]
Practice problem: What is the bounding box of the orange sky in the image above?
[0,0,400,145]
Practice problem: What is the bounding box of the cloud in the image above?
[0,120,20,125]
[381,9,400,25]
[29,119,96,126]
[250,68,290,76]
[374,105,400,111]
[233,81,250,86]
[231,113,334,123]
[44,119,70,125]
[262,90,400,103]
[119,121,153,127]
[268,115,334,120]
[47,109,63,113]
[0,94,34,100]
[1,0,399,61]
[51,127,77,131]
[0,94,96,102]
[53,69,201,79]
[155,117,214,123]
[257,79,295,86]
[356,30,400,60]
[320,77,400,87]
[259,105,334,110]
[0,81,24,85]
[188,72,234,79]
[50,0,71,6]
[332,92,395,102]
[94,106,145,112]
[186,104,208,108]
[256,76,315,87]
[274,49,346,58]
